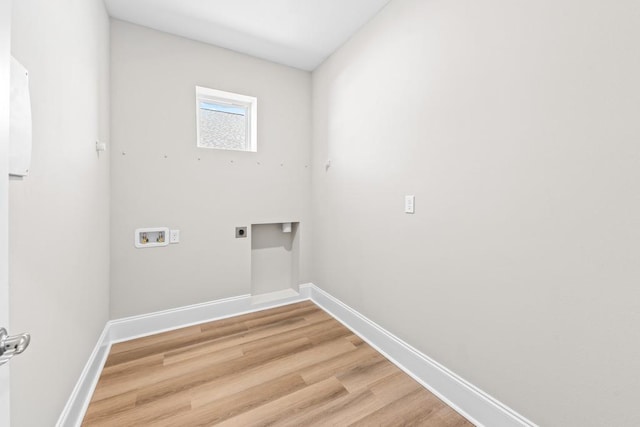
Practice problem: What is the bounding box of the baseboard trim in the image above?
[306,284,537,427]
[55,324,111,427]
[108,286,309,344]
[56,287,310,427]
[57,283,535,427]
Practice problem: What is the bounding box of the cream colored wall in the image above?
[9,0,111,425]
[311,0,640,426]
[110,21,311,318]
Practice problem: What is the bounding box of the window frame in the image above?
[195,86,258,152]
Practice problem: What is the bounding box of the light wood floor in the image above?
[83,301,474,426]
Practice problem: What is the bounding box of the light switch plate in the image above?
[405,195,415,214]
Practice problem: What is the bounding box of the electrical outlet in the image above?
[169,229,180,243]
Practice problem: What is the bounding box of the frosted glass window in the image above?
[198,102,247,150]
[195,86,257,152]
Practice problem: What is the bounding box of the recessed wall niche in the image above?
[250,222,300,300]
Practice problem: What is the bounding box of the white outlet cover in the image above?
[170,229,180,243]
[405,195,415,214]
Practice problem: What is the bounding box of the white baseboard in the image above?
[306,284,537,427]
[109,286,309,344]
[56,287,310,427]
[250,288,300,305]
[55,324,111,427]
[57,283,535,427]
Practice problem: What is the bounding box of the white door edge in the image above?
[0,0,13,425]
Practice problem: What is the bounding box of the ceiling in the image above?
[104,0,392,71]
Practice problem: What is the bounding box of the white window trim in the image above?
[195,86,258,152]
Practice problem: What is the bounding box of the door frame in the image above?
[0,0,12,425]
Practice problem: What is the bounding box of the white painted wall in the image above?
[9,0,110,425]
[311,0,640,426]
[110,21,311,318]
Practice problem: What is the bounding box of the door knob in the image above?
[0,327,30,366]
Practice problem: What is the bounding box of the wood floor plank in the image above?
[83,301,474,426]
[153,373,308,427]
[189,337,357,408]
[272,388,384,427]
[99,353,164,380]
[91,345,245,402]
[428,405,477,427]
[108,302,317,367]
[239,318,338,354]
[345,334,366,346]
[200,301,316,332]
[300,307,333,323]
[105,325,236,367]
[82,391,137,425]
[336,356,402,393]
[160,302,330,366]
[349,388,449,427]
[162,339,244,366]
[135,336,312,406]
[299,344,381,384]
[215,377,348,427]
[162,315,309,363]
[242,304,323,329]
[193,301,314,331]
[83,391,191,427]
[108,325,201,355]
[367,370,423,404]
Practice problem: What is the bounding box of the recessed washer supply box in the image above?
[134,227,169,248]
